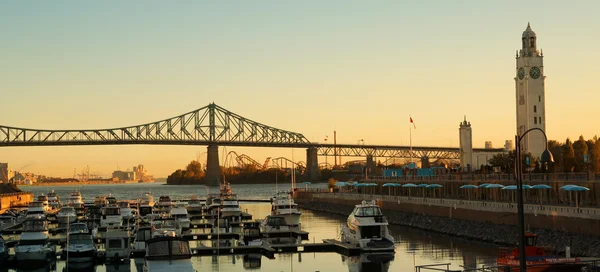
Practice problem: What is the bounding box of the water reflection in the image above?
[62,261,96,272]
[345,253,394,272]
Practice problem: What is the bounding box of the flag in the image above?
[410,116,416,129]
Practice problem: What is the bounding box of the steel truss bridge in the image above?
[0,103,504,183]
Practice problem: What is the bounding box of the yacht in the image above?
[151,217,182,236]
[220,182,242,218]
[47,190,61,210]
[0,235,7,265]
[132,226,153,254]
[341,200,395,251]
[57,206,77,224]
[37,194,50,210]
[100,205,123,227]
[270,191,301,226]
[186,195,203,214]
[106,194,117,206]
[15,216,56,263]
[118,201,134,221]
[205,194,221,216]
[67,190,84,208]
[259,215,298,244]
[104,227,131,262]
[143,231,193,272]
[170,204,191,230]
[140,192,155,207]
[68,222,90,234]
[155,196,174,214]
[63,232,97,263]
[25,202,47,218]
[94,196,108,207]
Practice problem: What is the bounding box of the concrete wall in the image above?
[0,192,33,211]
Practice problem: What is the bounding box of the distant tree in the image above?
[573,136,588,172]
[593,136,600,172]
[563,138,576,172]
[489,151,515,174]
[185,160,203,178]
[547,140,563,172]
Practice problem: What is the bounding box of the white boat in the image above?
[64,232,97,263]
[25,202,47,218]
[0,235,7,265]
[151,217,182,236]
[36,194,50,210]
[240,225,263,263]
[57,206,77,224]
[205,194,221,216]
[104,227,131,262]
[259,215,298,244]
[143,231,193,272]
[100,205,123,227]
[220,182,242,218]
[270,191,301,226]
[67,190,84,209]
[132,226,153,254]
[15,216,56,263]
[47,190,61,210]
[106,194,117,206]
[140,192,155,207]
[118,201,134,221]
[68,222,90,234]
[155,196,174,214]
[170,205,191,230]
[341,200,395,251]
[185,196,203,214]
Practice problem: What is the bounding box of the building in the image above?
[515,23,547,158]
[459,117,473,171]
[485,141,493,149]
[11,172,37,185]
[112,170,136,181]
[0,163,15,183]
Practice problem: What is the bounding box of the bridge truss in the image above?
[314,144,503,159]
[0,103,309,147]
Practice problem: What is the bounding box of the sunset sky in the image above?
[1,1,599,178]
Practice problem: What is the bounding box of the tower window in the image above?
[539,117,542,123]
[534,117,537,124]
[539,96,541,102]
[534,105,537,113]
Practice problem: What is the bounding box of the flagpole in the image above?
[409,115,413,165]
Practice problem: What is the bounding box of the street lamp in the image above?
[515,128,554,271]
[358,139,364,145]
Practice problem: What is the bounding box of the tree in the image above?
[573,136,588,172]
[593,136,600,172]
[547,140,563,172]
[563,138,575,172]
[488,151,515,174]
[185,160,203,178]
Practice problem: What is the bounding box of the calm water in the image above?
[8,183,499,271]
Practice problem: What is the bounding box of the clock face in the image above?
[518,67,525,80]
[530,66,541,79]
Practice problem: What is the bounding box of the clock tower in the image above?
[515,23,546,159]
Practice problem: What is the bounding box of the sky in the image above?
[1,1,599,178]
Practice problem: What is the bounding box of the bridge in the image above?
[0,103,504,184]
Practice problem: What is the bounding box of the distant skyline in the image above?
[1,1,599,177]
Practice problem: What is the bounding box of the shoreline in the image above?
[25,181,155,186]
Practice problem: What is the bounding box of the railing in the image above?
[366,172,596,182]
[416,258,600,272]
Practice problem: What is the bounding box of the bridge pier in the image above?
[205,145,221,186]
[305,147,320,181]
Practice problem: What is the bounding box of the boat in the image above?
[259,215,297,244]
[63,231,97,263]
[94,196,108,207]
[496,232,585,272]
[140,192,155,207]
[340,200,395,251]
[155,196,174,214]
[143,231,193,272]
[25,202,47,218]
[0,235,7,265]
[67,190,84,209]
[36,194,50,211]
[205,194,222,216]
[100,205,123,227]
[104,227,131,262]
[106,194,117,206]
[132,226,153,254]
[241,224,263,246]
[186,195,203,214]
[57,206,77,224]
[118,201,134,221]
[270,191,301,226]
[220,182,242,219]
[170,204,191,230]
[68,222,90,234]
[151,217,182,236]
[14,216,56,263]
[47,190,61,210]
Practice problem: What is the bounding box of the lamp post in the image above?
[515,128,554,271]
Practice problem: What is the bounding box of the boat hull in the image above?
[277,213,301,226]
[15,246,55,263]
[144,259,195,272]
[57,215,77,224]
[341,224,395,251]
[65,249,97,263]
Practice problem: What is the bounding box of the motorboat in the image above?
[118,201,134,221]
[0,235,7,265]
[151,217,182,237]
[94,196,108,207]
[132,226,153,254]
[68,222,90,234]
[36,194,50,210]
[205,194,222,216]
[100,205,123,227]
[170,204,191,230]
[57,206,77,224]
[259,215,297,245]
[139,202,154,219]
[155,196,174,214]
[496,232,585,272]
[15,216,56,263]
[241,224,263,247]
[143,231,193,272]
[67,190,84,208]
[220,183,242,219]
[47,190,61,210]
[186,195,203,214]
[25,202,48,218]
[106,194,117,206]
[341,200,395,251]
[63,232,97,263]
[140,192,155,207]
[104,227,131,262]
[270,191,301,226]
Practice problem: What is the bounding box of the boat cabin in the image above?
[23,217,48,232]
[69,223,89,234]
[102,206,121,217]
[146,235,191,261]
[106,195,117,205]
[105,229,131,260]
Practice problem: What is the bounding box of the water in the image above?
[9,183,499,271]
